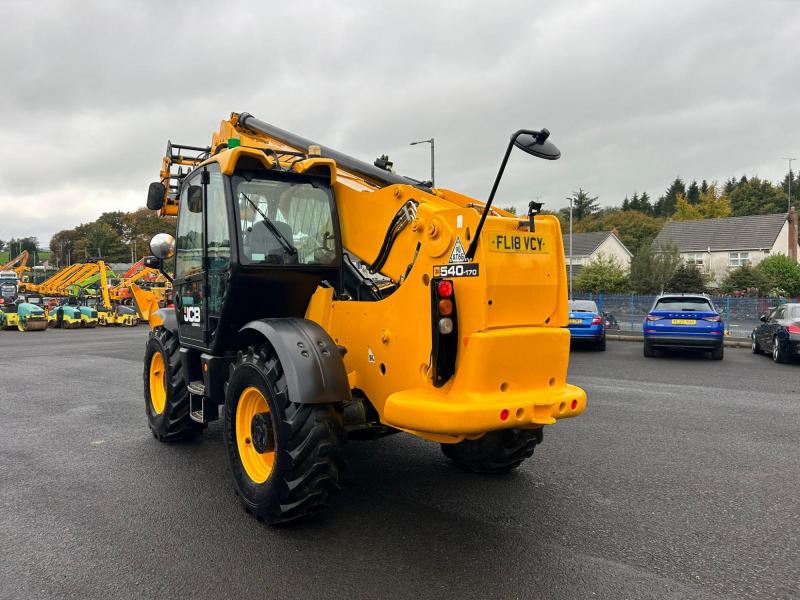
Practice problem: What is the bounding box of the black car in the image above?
[751,303,800,363]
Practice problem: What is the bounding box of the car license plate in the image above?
[569,318,582,324]
[671,319,697,325]
[488,232,550,254]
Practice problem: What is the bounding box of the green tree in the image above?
[568,188,599,221]
[667,262,709,292]
[500,205,517,215]
[629,241,681,294]
[637,191,653,215]
[574,254,629,294]
[729,177,787,216]
[654,178,686,218]
[756,254,800,297]
[686,180,700,205]
[574,209,663,251]
[720,264,769,296]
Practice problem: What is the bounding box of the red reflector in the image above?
[500,409,509,421]
[787,324,800,334]
[438,299,453,316]
[591,316,603,325]
[571,399,578,410]
[437,280,453,298]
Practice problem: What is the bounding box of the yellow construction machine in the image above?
[137,112,586,524]
[92,261,139,326]
[0,250,30,279]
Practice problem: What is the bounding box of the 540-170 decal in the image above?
[433,263,479,277]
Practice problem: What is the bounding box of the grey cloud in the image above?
[0,0,798,243]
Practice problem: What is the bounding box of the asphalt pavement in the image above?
[0,328,798,600]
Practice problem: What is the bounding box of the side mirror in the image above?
[147,182,166,211]
[149,233,175,260]
[759,314,767,322]
[143,256,163,269]
[513,129,561,160]
[187,185,203,213]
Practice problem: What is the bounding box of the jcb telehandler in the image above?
[137,112,586,524]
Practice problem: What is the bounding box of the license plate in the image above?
[671,319,697,325]
[569,318,582,324]
[488,232,550,254]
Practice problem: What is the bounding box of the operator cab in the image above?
[150,155,343,353]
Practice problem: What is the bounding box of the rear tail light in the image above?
[703,315,721,322]
[646,315,662,321]
[591,315,603,325]
[431,278,457,387]
[787,323,800,334]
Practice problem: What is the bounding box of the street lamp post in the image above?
[410,138,435,187]
[567,195,573,300]
[783,157,796,211]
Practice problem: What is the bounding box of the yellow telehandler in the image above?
[136,112,586,524]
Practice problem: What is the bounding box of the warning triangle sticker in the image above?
[448,236,468,263]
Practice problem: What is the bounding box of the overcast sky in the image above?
[1,0,798,246]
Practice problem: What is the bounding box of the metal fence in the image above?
[572,293,788,339]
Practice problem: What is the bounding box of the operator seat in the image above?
[245,219,298,265]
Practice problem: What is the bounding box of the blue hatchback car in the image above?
[568,300,606,350]
[643,293,724,360]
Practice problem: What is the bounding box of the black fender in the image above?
[239,318,349,405]
[156,307,179,334]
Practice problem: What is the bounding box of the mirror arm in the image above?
[465,135,517,261]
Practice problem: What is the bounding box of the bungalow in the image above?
[654,209,799,283]
[562,230,633,276]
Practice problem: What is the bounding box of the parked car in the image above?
[751,303,800,363]
[643,293,724,359]
[567,300,606,350]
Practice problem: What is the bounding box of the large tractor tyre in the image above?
[223,345,345,525]
[441,427,543,475]
[143,328,202,442]
[772,336,791,364]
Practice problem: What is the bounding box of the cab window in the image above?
[234,174,338,266]
[175,175,204,279]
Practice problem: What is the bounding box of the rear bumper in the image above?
[645,334,723,349]
[382,327,586,437]
[569,327,605,341]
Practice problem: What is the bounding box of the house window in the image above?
[729,252,750,267]
[685,253,704,266]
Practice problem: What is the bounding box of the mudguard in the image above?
[239,318,349,405]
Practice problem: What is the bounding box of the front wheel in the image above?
[223,345,345,525]
[441,427,543,474]
[143,328,202,441]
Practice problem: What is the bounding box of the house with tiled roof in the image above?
[562,230,632,276]
[654,209,799,283]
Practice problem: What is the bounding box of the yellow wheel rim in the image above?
[149,351,167,415]
[236,386,275,484]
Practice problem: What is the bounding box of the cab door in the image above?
[174,170,207,347]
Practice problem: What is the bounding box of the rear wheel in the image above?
[596,337,606,351]
[223,345,345,524]
[710,344,724,360]
[751,335,762,354]
[772,336,790,363]
[143,327,202,441]
[441,427,542,474]
[643,340,655,357]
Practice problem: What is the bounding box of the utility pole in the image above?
[783,157,796,211]
[410,138,435,187]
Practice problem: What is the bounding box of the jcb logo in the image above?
[183,306,201,324]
